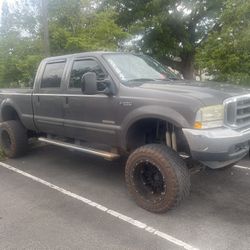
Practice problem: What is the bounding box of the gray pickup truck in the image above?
[0,52,249,213]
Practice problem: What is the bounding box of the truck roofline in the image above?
[42,51,129,62]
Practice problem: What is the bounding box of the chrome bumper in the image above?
[183,127,250,169]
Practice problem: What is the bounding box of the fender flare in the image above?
[120,105,190,150]
[0,98,23,122]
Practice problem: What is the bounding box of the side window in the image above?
[41,62,66,88]
[69,59,106,89]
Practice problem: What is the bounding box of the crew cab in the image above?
[0,52,249,213]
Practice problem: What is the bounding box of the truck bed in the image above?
[0,88,35,131]
[0,88,33,94]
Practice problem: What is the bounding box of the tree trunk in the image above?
[41,0,50,57]
[181,53,195,80]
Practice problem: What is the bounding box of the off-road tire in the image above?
[125,144,190,213]
[0,120,28,158]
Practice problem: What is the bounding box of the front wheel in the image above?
[125,144,190,213]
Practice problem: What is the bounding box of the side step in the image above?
[38,137,120,160]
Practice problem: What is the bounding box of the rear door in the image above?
[33,59,67,136]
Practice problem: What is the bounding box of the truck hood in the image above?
[138,80,250,106]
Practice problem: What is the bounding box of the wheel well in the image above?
[1,106,20,122]
[126,118,190,154]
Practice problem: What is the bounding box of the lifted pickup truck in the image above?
[0,52,249,213]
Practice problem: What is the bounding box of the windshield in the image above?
[103,53,180,85]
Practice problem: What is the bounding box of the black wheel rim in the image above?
[1,130,12,150]
[133,161,166,202]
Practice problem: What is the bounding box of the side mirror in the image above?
[81,72,115,96]
[81,72,97,95]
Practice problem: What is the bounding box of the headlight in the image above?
[194,105,224,129]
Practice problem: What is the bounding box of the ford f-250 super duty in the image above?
[0,52,249,213]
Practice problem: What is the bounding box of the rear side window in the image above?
[69,59,105,88]
[41,62,66,88]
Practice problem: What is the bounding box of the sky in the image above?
[0,0,3,12]
[0,0,16,23]
[0,0,15,14]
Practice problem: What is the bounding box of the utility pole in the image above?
[41,0,50,57]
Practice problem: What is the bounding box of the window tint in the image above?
[41,62,66,88]
[69,59,105,88]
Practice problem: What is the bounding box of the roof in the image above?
[43,51,126,62]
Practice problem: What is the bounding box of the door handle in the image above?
[37,95,40,105]
[65,96,69,105]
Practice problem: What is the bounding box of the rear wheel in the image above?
[125,144,190,213]
[0,120,28,158]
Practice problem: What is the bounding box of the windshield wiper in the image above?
[168,76,180,80]
[125,78,156,83]
[155,78,171,81]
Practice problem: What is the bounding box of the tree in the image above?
[0,0,42,87]
[196,0,250,85]
[41,0,50,56]
[103,0,224,79]
[0,0,128,87]
[48,0,128,54]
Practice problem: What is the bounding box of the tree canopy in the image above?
[0,0,249,87]
[196,0,250,85]
[0,0,127,87]
[103,0,224,79]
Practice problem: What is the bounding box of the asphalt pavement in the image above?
[0,144,249,250]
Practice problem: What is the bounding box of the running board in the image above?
[38,137,120,160]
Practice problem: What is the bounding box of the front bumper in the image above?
[183,127,250,169]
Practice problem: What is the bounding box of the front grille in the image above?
[225,95,250,129]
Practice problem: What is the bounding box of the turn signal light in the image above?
[194,122,202,129]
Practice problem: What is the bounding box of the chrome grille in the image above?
[225,95,250,129]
